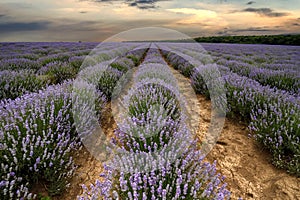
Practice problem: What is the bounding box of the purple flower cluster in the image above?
[217,59,300,94]
[0,70,46,100]
[0,58,39,71]
[79,64,125,99]
[110,57,135,73]
[72,79,107,139]
[108,45,148,73]
[0,43,95,63]
[142,48,166,65]
[248,68,300,94]
[79,45,149,99]
[83,144,230,200]
[37,52,73,66]
[125,46,151,66]
[89,44,140,64]
[37,61,78,84]
[160,51,193,77]
[134,63,178,87]
[0,82,75,198]
[206,44,300,94]
[69,56,86,70]
[118,79,183,153]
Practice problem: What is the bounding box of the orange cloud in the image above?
[166,8,228,30]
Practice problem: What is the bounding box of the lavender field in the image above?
[0,42,299,200]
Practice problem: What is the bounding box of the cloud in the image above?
[167,8,228,28]
[0,19,113,41]
[0,21,50,33]
[0,14,6,18]
[99,0,118,1]
[283,18,300,28]
[246,1,255,5]
[115,18,175,27]
[126,0,168,9]
[128,1,157,9]
[128,2,137,6]
[242,7,289,17]
[48,19,105,32]
[0,2,33,9]
[214,26,283,36]
[167,8,218,19]
[50,18,179,41]
[84,0,168,9]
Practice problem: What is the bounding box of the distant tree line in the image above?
[193,34,300,45]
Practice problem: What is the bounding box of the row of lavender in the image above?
[0,42,137,100]
[195,43,300,95]
[172,43,300,94]
[0,42,91,100]
[0,43,93,61]
[0,42,95,72]
[79,47,230,199]
[0,43,148,199]
[159,43,300,176]
[201,44,300,71]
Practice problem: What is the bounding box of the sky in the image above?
[0,0,299,42]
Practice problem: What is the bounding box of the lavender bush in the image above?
[219,59,300,94]
[142,48,166,65]
[0,81,106,199]
[126,48,150,66]
[37,53,71,66]
[118,79,183,153]
[79,65,124,99]
[134,64,178,89]
[0,82,77,199]
[110,58,135,73]
[0,70,46,100]
[69,56,85,70]
[0,58,39,72]
[37,61,78,84]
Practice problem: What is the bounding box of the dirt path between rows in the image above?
[56,102,116,200]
